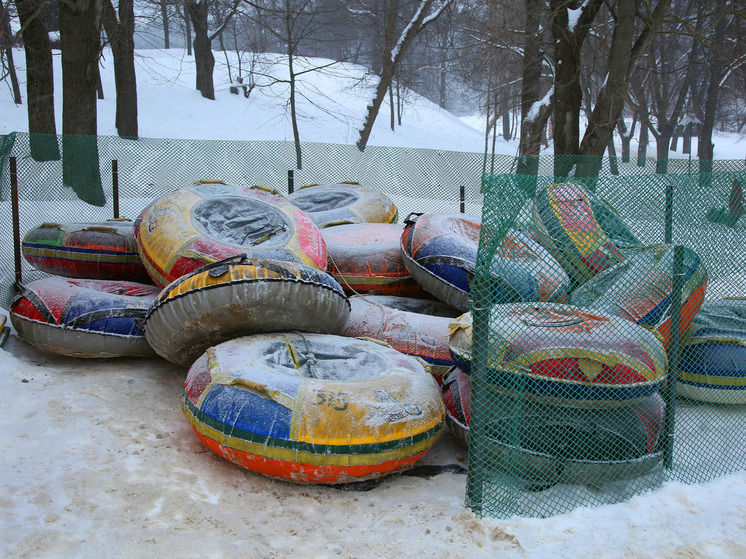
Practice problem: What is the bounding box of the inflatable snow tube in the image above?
[677,299,746,404]
[400,212,481,311]
[480,390,665,486]
[10,277,159,357]
[322,223,425,296]
[145,255,351,366]
[488,229,571,304]
[441,366,470,448]
[440,367,664,486]
[22,219,150,282]
[182,333,445,483]
[571,244,707,348]
[134,181,326,287]
[447,304,667,408]
[532,182,641,286]
[287,182,398,229]
[342,295,461,378]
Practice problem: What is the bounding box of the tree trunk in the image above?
[1,0,23,104]
[501,87,510,141]
[637,124,648,167]
[516,0,547,186]
[683,122,692,154]
[389,82,395,131]
[59,0,104,205]
[102,0,138,138]
[183,2,192,56]
[161,0,170,49]
[576,0,639,179]
[357,0,444,150]
[608,138,619,175]
[16,0,60,160]
[550,0,603,177]
[187,0,214,100]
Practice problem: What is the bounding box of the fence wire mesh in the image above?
[0,132,503,307]
[466,159,746,518]
[1,134,745,520]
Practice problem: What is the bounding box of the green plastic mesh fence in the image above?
[2,135,745,519]
[0,132,511,308]
[465,158,746,518]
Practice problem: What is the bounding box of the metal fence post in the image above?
[460,185,465,213]
[10,156,21,287]
[112,160,120,219]
[288,170,294,194]
[663,245,684,468]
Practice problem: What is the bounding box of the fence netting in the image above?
[1,134,744,520]
[466,158,745,518]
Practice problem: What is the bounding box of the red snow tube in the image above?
[22,220,150,282]
[341,295,461,379]
[322,223,425,296]
[10,277,159,358]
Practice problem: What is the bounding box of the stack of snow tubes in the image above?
[11,176,715,488]
[13,179,451,485]
[437,181,710,485]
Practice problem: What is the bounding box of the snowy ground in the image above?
[1,327,746,558]
[2,47,746,558]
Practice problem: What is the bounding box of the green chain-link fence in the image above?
[465,157,746,518]
[2,134,745,520]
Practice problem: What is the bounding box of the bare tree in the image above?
[102,0,138,138]
[186,0,240,99]
[356,0,452,150]
[14,0,61,160]
[59,0,104,205]
[1,0,22,104]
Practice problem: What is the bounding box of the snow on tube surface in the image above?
[22,220,150,282]
[442,363,665,484]
[145,255,351,366]
[10,277,159,357]
[571,244,707,348]
[134,181,326,287]
[182,333,445,483]
[341,295,461,378]
[322,223,426,297]
[532,182,641,286]
[677,299,746,404]
[287,182,398,229]
[447,304,668,408]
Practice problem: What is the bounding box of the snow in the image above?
[2,45,746,558]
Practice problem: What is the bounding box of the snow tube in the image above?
[488,229,571,304]
[145,255,351,366]
[677,299,746,404]
[401,214,569,312]
[571,244,707,348]
[287,182,398,229]
[443,362,665,484]
[134,181,326,287]
[322,223,425,296]
[532,182,641,286]
[342,295,461,378]
[441,366,471,448]
[22,219,150,282]
[447,304,667,408]
[10,277,159,358]
[182,333,445,483]
[400,212,480,311]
